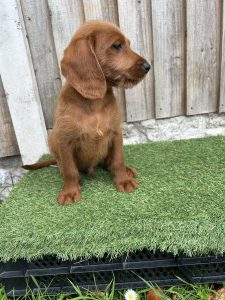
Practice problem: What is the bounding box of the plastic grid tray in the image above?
[1,249,225,296]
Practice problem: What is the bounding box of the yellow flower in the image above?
[124,289,138,300]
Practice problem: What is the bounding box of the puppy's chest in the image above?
[80,112,115,140]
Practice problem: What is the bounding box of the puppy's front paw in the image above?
[58,185,81,205]
[114,175,138,193]
[125,166,137,178]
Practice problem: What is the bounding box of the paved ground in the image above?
[0,155,26,202]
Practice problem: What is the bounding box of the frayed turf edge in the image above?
[0,219,224,262]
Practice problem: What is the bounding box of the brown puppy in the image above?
[23,21,150,205]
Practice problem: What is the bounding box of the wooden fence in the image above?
[0,0,225,163]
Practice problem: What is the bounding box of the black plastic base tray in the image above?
[1,250,225,296]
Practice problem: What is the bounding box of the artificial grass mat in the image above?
[1,136,225,262]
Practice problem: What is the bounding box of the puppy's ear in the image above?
[61,38,106,100]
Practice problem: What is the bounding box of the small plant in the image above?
[1,280,225,300]
[124,289,138,300]
[0,287,7,300]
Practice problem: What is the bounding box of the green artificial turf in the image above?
[1,136,225,262]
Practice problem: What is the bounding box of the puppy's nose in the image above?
[143,62,151,73]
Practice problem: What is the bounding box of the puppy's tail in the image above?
[22,159,57,170]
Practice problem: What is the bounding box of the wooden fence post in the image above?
[0,76,19,157]
[186,0,220,115]
[20,0,61,129]
[0,0,48,164]
[220,0,225,112]
[151,0,185,118]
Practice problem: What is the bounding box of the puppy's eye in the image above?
[112,43,123,51]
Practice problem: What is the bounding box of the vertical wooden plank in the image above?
[186,0,221,115]
[0,0,48,164]
[118,0,154,122]
[100,0,119,24]
[0,77,19,157]
[83,0,118,23]
[47,0,85,68]
[83,0,103,20]
[151,0,185,118]
[220,0,225,112]
[83,0,126,118]
[20,0,61,129]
